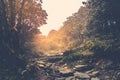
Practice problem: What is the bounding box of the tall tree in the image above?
[87,0,120,58]
[0,0,47,79]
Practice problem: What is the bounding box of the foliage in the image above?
[31,6,93,55]
[87,0,120,58]
[0,0,47,79]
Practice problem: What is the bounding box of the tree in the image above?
[87,0,120,59]
[32,6,94,55]
[55,6,92,54]
[0,0,47,79]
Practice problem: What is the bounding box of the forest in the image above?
[0,0,120,80]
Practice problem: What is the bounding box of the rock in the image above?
[89,71,99,76]
[104,76,110,79]
[85,69,94,74]
[65,76,75,80]
[75,79,89,80]
[75,65,87,68]
[59,67,74,77]
[62,64,67,67]
[55,77,65,80]
[57,53,63,56]
[73,65,87,70]
[36,61,46,65]
[36,63,44,67]
[91,77,100,80]
[36,61,47,68]
[86,70,99,77]
[74,65,93,72]
[74,72,90,79]
[95,59,112,69]
[38,64,45,67]
[45,63,52,67]
[59,67,72,74]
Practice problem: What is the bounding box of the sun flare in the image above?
[39,0,86,36]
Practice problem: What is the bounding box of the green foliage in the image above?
[63,52,83,62]
[87,0,120,59]
[0,0,47,79]
[31,6,93,55]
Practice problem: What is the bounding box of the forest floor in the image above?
[29,53,120,80]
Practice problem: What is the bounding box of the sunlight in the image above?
[39,0,86,36]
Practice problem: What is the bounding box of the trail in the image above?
[27,54,120,80]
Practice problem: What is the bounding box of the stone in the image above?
[55,77,65,80]
[74,65,93,72]
[91,77,100,80]
[45,63,52,67]
[37,64,45,68]
[65,76,75,80]
[59,67,74,77]
[59,67,72,74]
[75,65,87,68]
[57,53,63,56]
[86,70,99,77]
[85,69,94,74]
[89,71,99,76]
[73,65,87,70]
[74,72,90,79]
[105,76,110,79]
[36,61,46,68]
[36,61,45,64]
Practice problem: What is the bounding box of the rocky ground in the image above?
[25,54,120,80]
